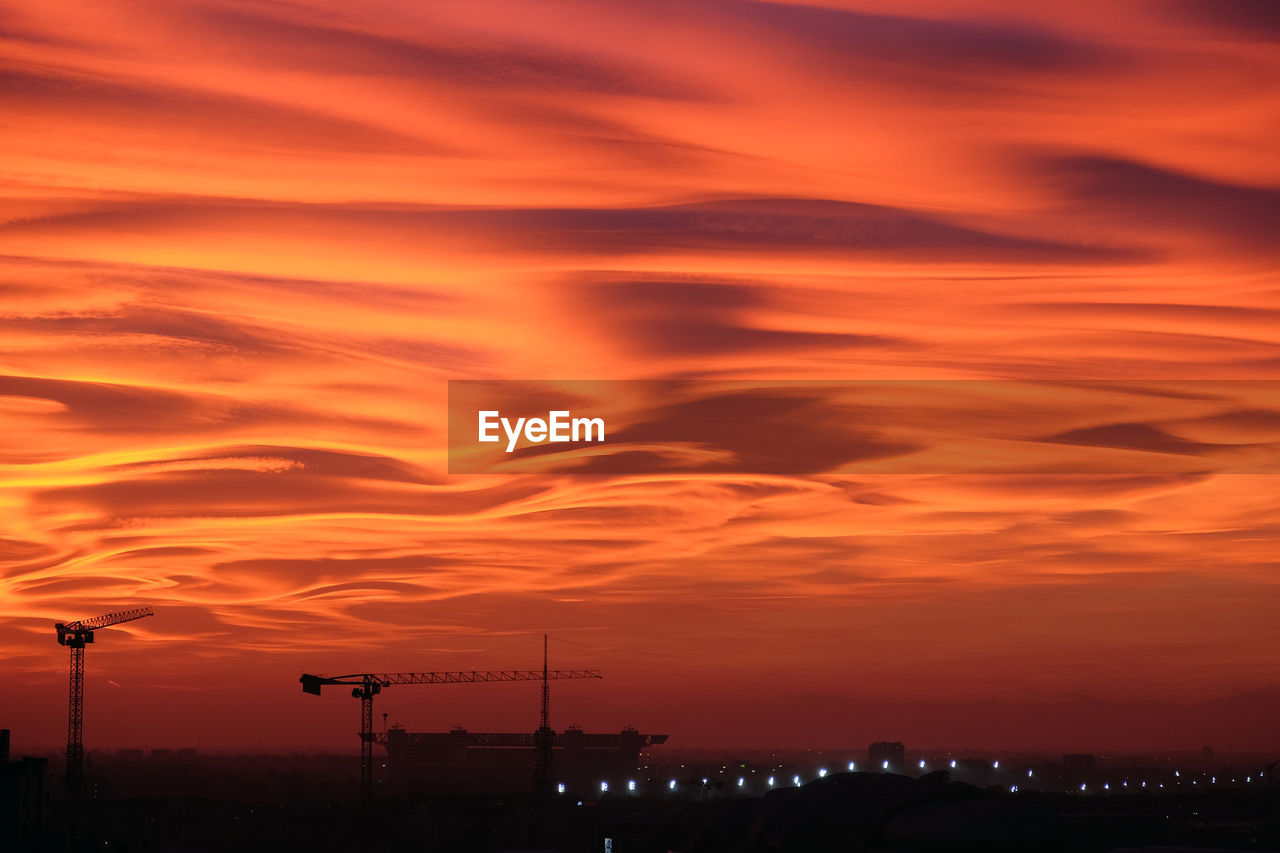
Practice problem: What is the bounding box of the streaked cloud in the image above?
[0,0,1277,751]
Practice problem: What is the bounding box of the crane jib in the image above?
[59,605,155,634]
[299,669,602,694]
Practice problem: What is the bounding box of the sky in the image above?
[1,0,1279,755]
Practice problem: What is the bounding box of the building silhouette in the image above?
[0,730,51,852]
[382,724,668,793]
[868,741,905,772]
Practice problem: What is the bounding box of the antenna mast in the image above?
[541,633,550,731]
[535,633,554,792]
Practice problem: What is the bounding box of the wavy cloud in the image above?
[0,0,1277,751]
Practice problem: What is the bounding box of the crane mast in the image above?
[301,655,602,804]
[54,605,154,801]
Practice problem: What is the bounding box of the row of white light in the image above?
[556,764,1259,796]
[564,756,1007,796]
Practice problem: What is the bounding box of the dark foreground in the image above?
[11,768,1280,853]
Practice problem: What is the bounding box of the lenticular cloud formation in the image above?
[1,0,1278,751]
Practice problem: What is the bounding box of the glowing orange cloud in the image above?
[1,0,1278,752]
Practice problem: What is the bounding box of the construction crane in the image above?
[301,652,601,803]
[54,605,154,799]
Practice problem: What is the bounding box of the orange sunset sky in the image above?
[1,0,1279,754]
